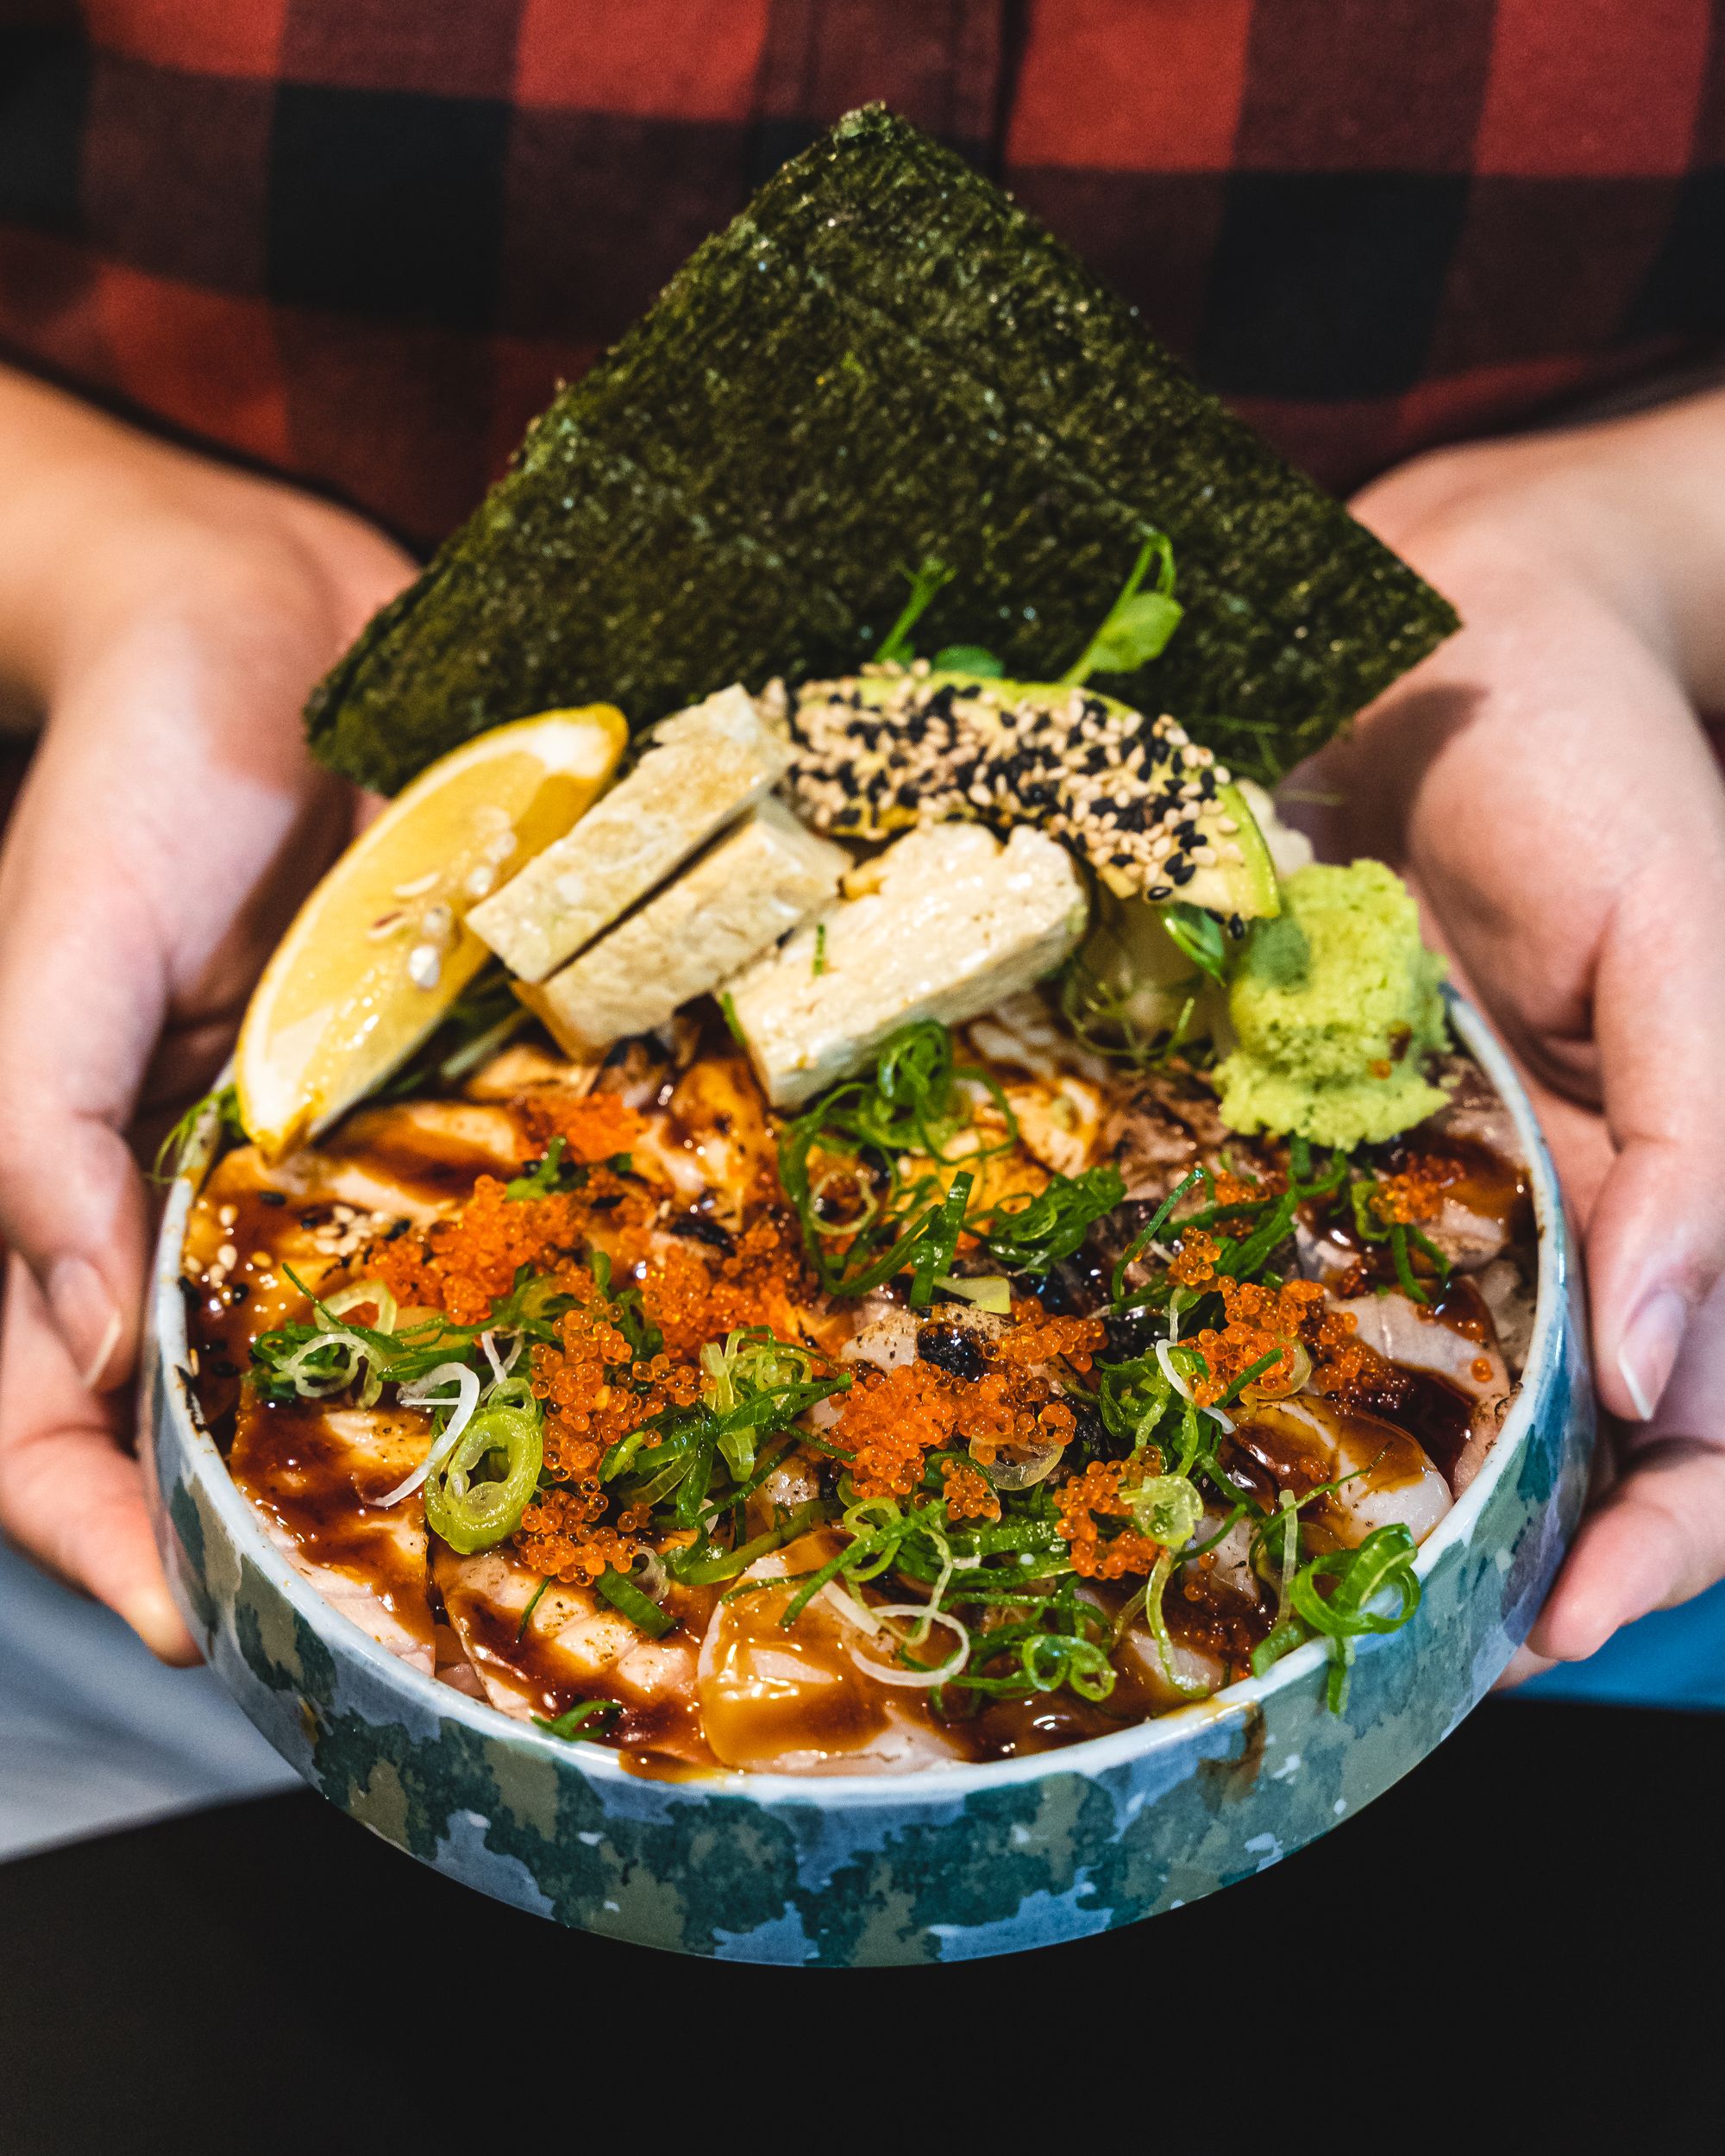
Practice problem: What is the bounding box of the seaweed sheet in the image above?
[307,106,1458,796]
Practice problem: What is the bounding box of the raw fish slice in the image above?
[230,1404,436,1674]
[1229,1395,1452,1547]
[696,1534,969,1775]
[1333,1287,1514,1492]
[432,1547,701,1727]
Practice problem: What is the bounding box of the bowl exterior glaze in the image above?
[142,1003,1593,1965]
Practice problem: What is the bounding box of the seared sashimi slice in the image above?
[432,1547,706,1764]
[697,1535,969,1775]
[230,1403,436,1673]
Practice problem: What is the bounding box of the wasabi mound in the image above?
[1217,861,1448,1149]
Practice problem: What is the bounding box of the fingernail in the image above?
[46,1257,124,1391]
[1617,1288,1687,1422]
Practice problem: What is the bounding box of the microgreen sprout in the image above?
[874,555,954,666]
[1061,533,1183,686]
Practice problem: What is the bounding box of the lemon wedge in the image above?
[237,706,628,1159]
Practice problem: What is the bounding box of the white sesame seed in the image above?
[406,943,442,990]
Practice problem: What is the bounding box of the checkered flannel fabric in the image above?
[3,0,1722,550]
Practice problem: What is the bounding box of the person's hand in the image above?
[0,369,413,1659]
[1307,388,1725,1670]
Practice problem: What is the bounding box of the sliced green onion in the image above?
[910,1170,974,1309]
[933,1273,1013,1313]
[532,1700,621,1741]
[670,1500,831,1585]
[1143,1547,1211,1697]
[1389,1222,1428,1304]
[1110,1167,1204,1307]
[980,1165,1126,1275]
[517,1575,552,1641]
[423,1403,543,1555]
[596,1565,674,1638]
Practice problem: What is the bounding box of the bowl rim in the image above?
[153,991,1565,1808]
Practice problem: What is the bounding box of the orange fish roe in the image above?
[533,1276,699,1479]
[521,1090,646,1166]
[833,1362,958,1500]
[1197,1272,1389,1402]
[993,1302,1107,1376]
[1185,1275,1327,1407]
[370,1176,588,1324]
[830,1345,1078,1501]
[1054,1462,1163,1580]
[1290,1294,1399,1400]
[515,1266,705,1584]
[1189,1319,1291,1407]
[940,1459,1001,1522]
[624,1216,812,1358]
[1371,1154,1461,1226]
[516,1501,639,1584]
[1166,1228,1220,1289]
[1212,1167,1280,1207]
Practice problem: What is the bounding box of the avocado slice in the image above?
[1105,780,1279,921]
[785,669,1282,921]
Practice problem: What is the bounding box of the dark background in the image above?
[0,1696,1716,2152]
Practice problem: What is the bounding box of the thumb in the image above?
[0,1253,198,1663]
[0,768,163,1392]
[1529,1269,1725,1660]
[1527,1438,1725,1662]
[0,1018,150,1390]
[1,1106,149,1392]
[1584,865,1725,1425]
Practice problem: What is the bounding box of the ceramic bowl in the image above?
[142,996,1594,1965]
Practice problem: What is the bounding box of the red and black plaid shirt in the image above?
[3,1,1722,552]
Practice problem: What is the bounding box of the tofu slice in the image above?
[726,822,1088,1107]
[467,685,790,982]
[521,799,850,1056]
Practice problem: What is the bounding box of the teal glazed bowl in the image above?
[141,997,1594,1965]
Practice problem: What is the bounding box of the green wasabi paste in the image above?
[1216,861,1449,1149]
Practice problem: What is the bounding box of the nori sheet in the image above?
[307,106,1458,796]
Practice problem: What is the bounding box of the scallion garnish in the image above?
[533,1700,622,1742]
